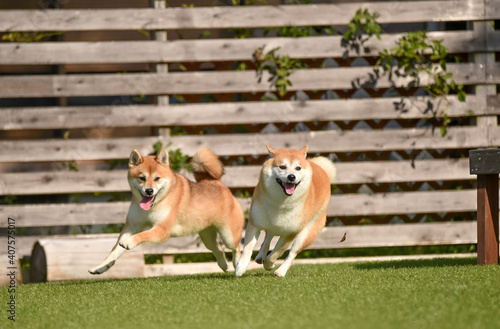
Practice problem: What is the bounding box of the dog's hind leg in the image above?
[199,226,229,272]
[255,232,274,264]
[273,211,326,277]
[235,221,260,277]
[89,222,135,275]
[216,225,241,269]
[263,235,294,272]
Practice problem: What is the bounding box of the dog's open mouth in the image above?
[140,195,156,211]
[276,178,300,196]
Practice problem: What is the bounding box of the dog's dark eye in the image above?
[296,166,301,171]
[139,176,146,181]
[279,165,287,170]
[154,177,161,182]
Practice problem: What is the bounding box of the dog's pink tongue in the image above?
[140,196,154,211]
[284,183,295,195]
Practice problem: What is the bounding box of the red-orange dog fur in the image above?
[90,147,244,275]
[235,145,336,277]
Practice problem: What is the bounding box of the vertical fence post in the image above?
[151,0,169,106]
[470,149,500,265]
[472,6,497,143]
[150,0,170,140]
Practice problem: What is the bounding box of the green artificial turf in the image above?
[2,258,499,329]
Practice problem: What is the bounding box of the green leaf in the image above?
[458,90,466,102]
[440,125,448,137]
[442,72,453,80]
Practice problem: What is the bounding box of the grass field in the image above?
[2,257,500,329]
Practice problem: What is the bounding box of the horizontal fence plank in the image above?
[0,159,474,196]
[226,159,475,188]
[329,189,476,217]
[334,158,474,185]
[0,95,493,131]
[0,189,477,228]
[0,63,491,98]
[0,198,248,228]
[0,30,496,65]
[159,126,496,157]
[0,126,495,163]
[0,201,130,228]
[0,2,487,32]
[310,221,477,249]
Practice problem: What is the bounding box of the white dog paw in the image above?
[88,268,99,275]
[273,267,288,277]
[263,260,275,271]
[89,261,114,275]
[118,240,133,250]
[235,266,246,278]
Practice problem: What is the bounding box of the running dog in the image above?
[89,147,244,275]
[235,145,336,277]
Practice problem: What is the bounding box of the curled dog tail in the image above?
[191,147,224,182]
[309,156,337,182]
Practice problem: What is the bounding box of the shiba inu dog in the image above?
[235,145,336,277]
[89,147,244,275]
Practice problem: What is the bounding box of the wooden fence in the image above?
[0,0,499,282]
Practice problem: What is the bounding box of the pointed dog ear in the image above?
[299,145,308,159]
[129,149,143,168]
[155,148,169,166]
[266,144,277,158]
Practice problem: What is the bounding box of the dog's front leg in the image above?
[119,223,171,250]
[235,221,260,277]
[255,231,274,264]
[89,222,135,275]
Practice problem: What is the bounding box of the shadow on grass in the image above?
[353,257,478,270]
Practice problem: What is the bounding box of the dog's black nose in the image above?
[145,188,154,196]
[287,174,296,182]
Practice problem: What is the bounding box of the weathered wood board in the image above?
[0,126,497,162]
[0,2,486,32]
[1,96,494,130]
[1,30,499,65]
[0,64,494,98]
